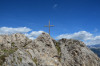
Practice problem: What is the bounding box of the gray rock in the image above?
[59,38,100,66]
[0,33,100,66]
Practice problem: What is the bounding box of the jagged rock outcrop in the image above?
[58,39,100,66]
[0,33,32,49]
[0,33,100,66]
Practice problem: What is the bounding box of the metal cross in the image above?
[44,20,54,35]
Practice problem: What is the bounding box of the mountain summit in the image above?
[0,33,100,66]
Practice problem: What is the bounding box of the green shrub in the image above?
[0,48,18,65]
[55,42,61,62]
[2,48,18,55]
[0,55,6,65]
[32,57,38,66]
[17,57,22,62]
[55,42,61,56]
[11,42,15,47]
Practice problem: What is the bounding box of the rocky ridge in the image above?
[0,33,100,66]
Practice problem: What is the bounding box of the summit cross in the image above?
[44,20,54,35]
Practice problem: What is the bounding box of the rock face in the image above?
[0,33,100,66]
[59,39,100,66]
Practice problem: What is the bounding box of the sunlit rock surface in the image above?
[0,33,100,66]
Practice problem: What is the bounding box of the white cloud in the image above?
[56,31,92,40]
[0,27,44,40]
[94,28,98,32]
[1,27,100,45]
[25,31,44,40]
[86,36,100,45]
[0,27,31,34]
[56,31,100,45]
[53,4,58,8]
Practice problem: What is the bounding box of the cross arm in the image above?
[50,25,54,27]
[44,25,49,27]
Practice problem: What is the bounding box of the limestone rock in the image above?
[0,33,100,66]
[59,38,100,66]
[26,33,62,66]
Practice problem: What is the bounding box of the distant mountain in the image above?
[87,44,100,57]
[87,44,100,48]
[90,48,100,57]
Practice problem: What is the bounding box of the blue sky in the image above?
[0,0,100,45]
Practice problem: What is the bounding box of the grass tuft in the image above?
[32,57,38,66]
